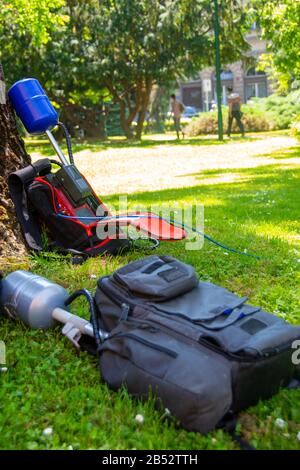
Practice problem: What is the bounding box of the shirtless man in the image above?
[227,87,245,138]
[170,94,185,139]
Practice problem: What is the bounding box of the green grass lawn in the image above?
[0,140,299,450]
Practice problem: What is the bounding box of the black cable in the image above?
[49,159,63,168]
[65,289,103,353]
[58,121,74,165]
[58,213,260,260]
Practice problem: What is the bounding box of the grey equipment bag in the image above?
[95,255,300,434]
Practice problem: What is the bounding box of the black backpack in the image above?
[94,255,300,435]
[8,159,130,259]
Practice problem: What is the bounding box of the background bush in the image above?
[184,90,300,136]
[256,89,300,129]
[184,106,272,136]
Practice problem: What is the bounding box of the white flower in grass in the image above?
[89,274,97,279]
[42,427,53,437]
[135,414,144,424]
[274,418,286,429]
[297,431,300,443]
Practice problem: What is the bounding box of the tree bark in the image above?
[105,79,152,141]
[0,63,31,258]
[105,81,137,140]
[59,102,107,139]
[135,79,152,140]
[119,100,134,140]
[148,85,167,133]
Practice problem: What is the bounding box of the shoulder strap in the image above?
[48,243,89,265]
[8,159,52,252]
[221,414,256,450]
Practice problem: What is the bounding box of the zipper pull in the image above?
[119,303,130,322]
[138,323,159,333]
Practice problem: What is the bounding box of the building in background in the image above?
[179,25,273,111]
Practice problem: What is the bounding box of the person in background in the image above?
[227,87,245,138]
[170,94,185,139]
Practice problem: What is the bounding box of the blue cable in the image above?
[57,213,260,260]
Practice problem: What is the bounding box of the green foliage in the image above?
[258,53,291,95]
[184,106,271,136]
[89,0,252,138]
[0,1,253,139]
[185,91,300,136]
[290,113,300,142]
[257,0,300,89]
[184,113,220,135]
[0,0,67,46]
[0,1,111,137]
[91,0,250,87]
[246,90,300,130]
[259,90,300,129]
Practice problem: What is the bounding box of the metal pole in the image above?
[46,129,69,166]
[213,0,223,141]
[52,307,109,342]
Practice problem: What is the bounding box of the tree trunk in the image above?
[135,79,152,140]
[148,86,166,133]
[135,105,147,140]
[119,100,134,140]
[0,64,31,258]
[59,102,107,139]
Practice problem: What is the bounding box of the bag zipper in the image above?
[99,278,295,363]
[99,277,136,311]
[142,313,263,363]
[108,332,178,358]
[149,314,299,363]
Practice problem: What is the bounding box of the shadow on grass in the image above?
[25,132,273,157]
[175,148,300,182]
[25,136,228,155]
[104,163,300,239]
[253,145,300,160]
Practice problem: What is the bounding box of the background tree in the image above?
[146,85,173,134]
[1,1,252,141]
[90,0,251,139]
[0,0,64,257]
[0,64,30,257]
[0,1,109,138]
[256,0,300,92]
